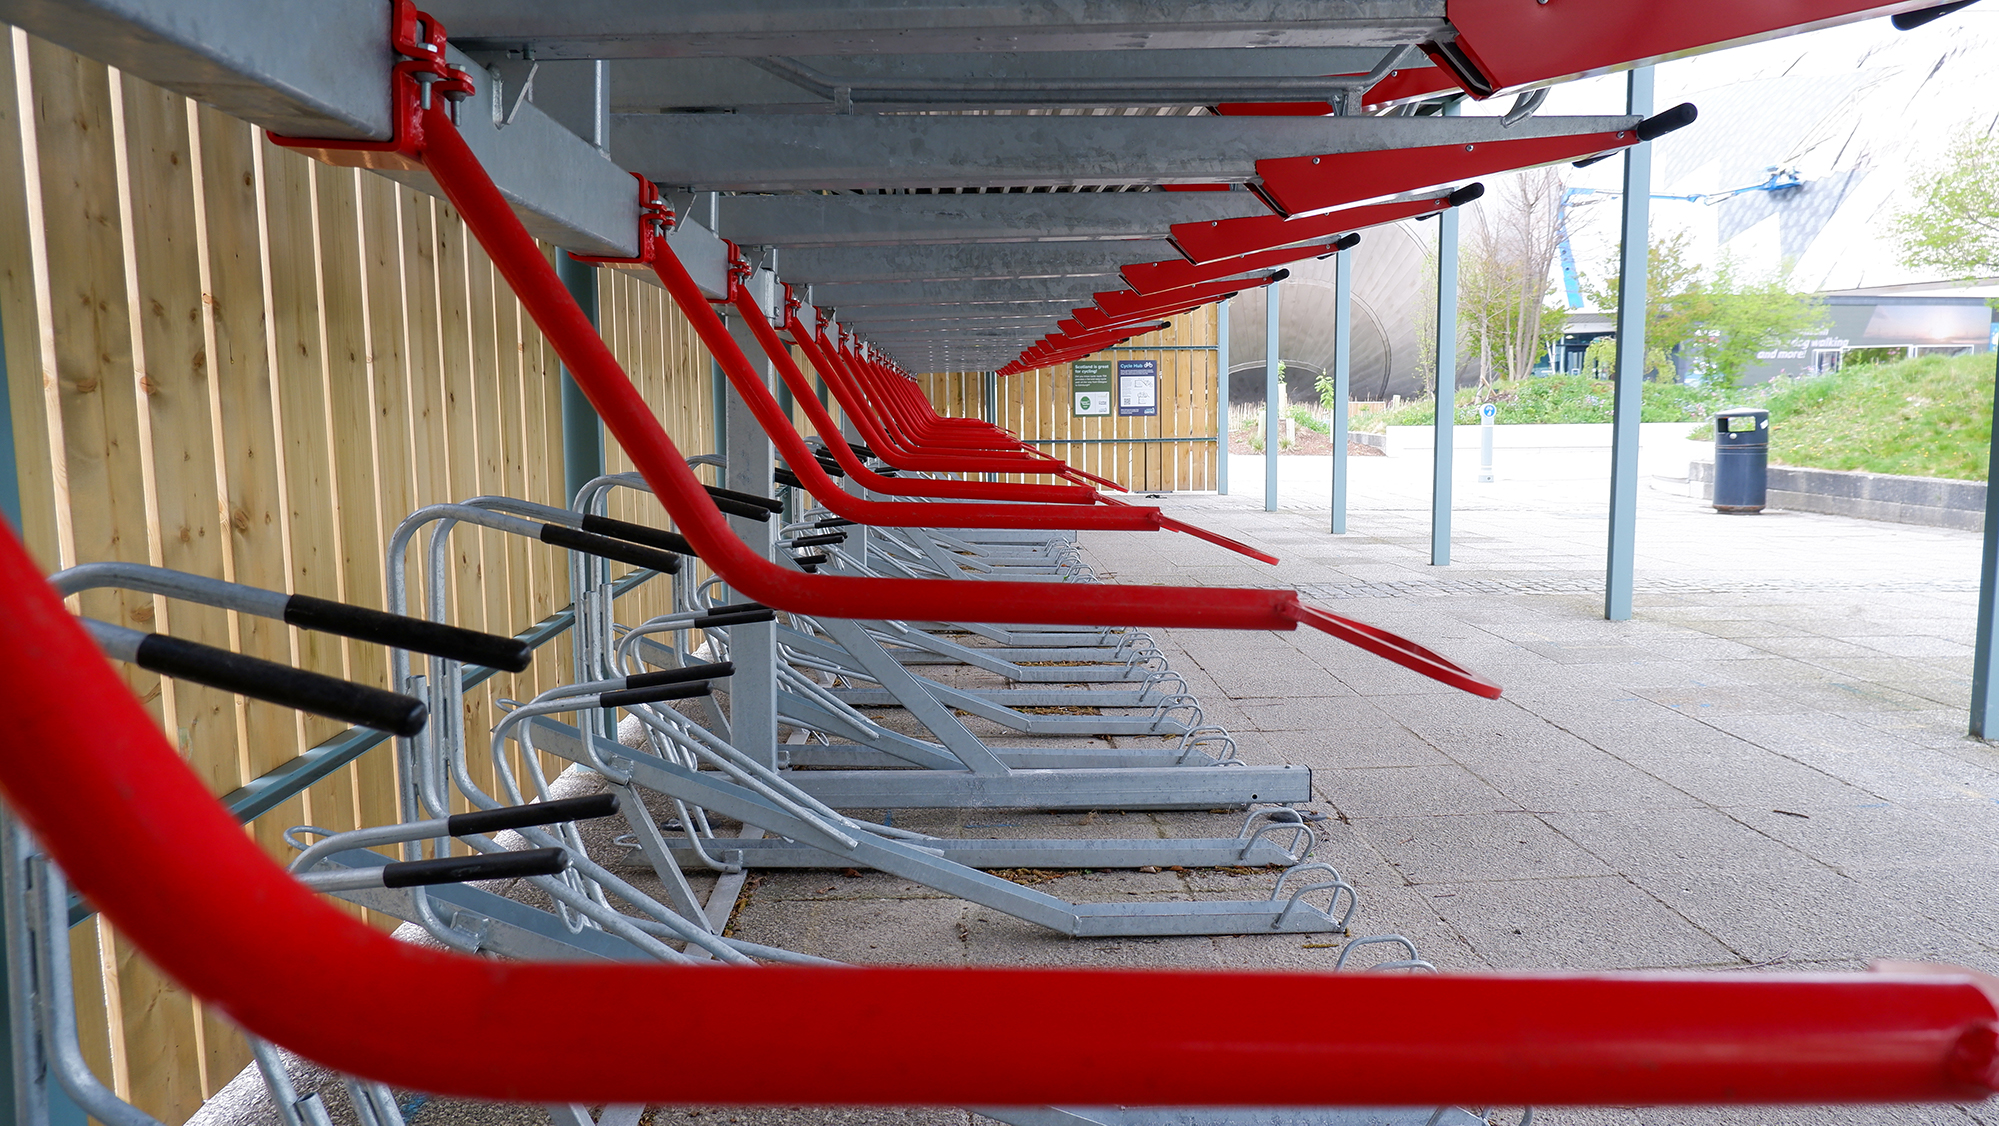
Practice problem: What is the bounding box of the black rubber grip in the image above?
[699,601,768,617]
[380,847,570,889]
[1447,183,1485,208]
[132,633,427,737]
[846,442,877,461]
[788,532,846,548]
[693,609,778,629]
[1267,268,1291,283]
[790,553,829,569]
[814,517,857,529]
[599,681,713,709]
[539,523,683,574]
[1571,151,1614,169]
[704,484,783,514]
[703,493,772,520]
[1634,102,1699,142]
[1894,0,1976,28]
[578,514,695,559]
[284,594,533,673]
[1332,232,1362,252]
[446,793,620,838]
[813,456,846,479]
[773,467,805,490]
[627,661,734,689]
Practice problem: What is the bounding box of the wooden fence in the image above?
[914,308,1221,492]
[0,33,715,1123]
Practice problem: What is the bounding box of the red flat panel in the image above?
[1123,237,1347,296]
[1095,274,1269,320]
[1442,0,1927,96]
[1171,192,1454,265]
[1255,129,1630,218]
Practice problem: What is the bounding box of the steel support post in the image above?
[711,358,728,461]
[1431,102,1461,567]
[983,372,999,483]
[1605,67,1654,622]
[1971,345,1999,737]
[1216,298,1231,495]
[556,255,605,507]
[1263,280,1281,512]
[723,270,781,769]
[1330,249,1352,534]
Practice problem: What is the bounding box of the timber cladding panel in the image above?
[912,308,1220,493]
[0,34,716,1123]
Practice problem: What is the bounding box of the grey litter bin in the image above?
[1712,407,1769,514]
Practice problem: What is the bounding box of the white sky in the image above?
[1456,7,1999,303]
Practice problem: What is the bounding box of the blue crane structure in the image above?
[1556,167,1805,309]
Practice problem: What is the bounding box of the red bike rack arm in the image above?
[835,340,1131,494]
[1254,105,1696,219]
[1170,188,1476,266]
[765,297,1098,504]
[681,264,1285,562]
[1433,0,1929,98]
[1121,233,1359,298]
[2,536,1994,1105]
[806,321,1073,476]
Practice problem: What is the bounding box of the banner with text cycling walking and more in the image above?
[1118,360,1158,417]
[1071,359,1113,416]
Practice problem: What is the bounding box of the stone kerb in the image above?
[1686,460,1987,531]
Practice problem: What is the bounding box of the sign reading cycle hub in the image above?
[1117,359,1158,417]
[1071,358,1158,417]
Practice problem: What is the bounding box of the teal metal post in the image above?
[1331,249,1352,533]
[1971,346,1999,737]
[1431,104,1461,566]
[983,372,999,483]
[555,254,604,506]
[711,358,728,461]
[1264,281,1281,511]
[1605,67,1655,621]
[1217,298,1231,495]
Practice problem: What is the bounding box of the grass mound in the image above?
[1352,354,1996,482]
[1760,352,1994,482]
[1359,373,1732,429]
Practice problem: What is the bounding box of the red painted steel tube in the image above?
[416,101,1498,691]
[1,534,1995,1106]
[834,341,1135,493]
[764,305,1096,504]
[809,325,1077,474]
[693,277,1179,535]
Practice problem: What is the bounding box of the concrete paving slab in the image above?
[1315,764,1515,818]
[1361,813,1621,884]
[1417,875,1739,970]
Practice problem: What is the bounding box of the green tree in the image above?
[1585,233,1821,387]
[1583,230,1703,378]
[1890,128,1999,278]
[1682,257,1824,385]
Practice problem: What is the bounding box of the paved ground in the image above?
[207,447,1999,1126]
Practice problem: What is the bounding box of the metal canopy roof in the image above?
[1,0,1938,371]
